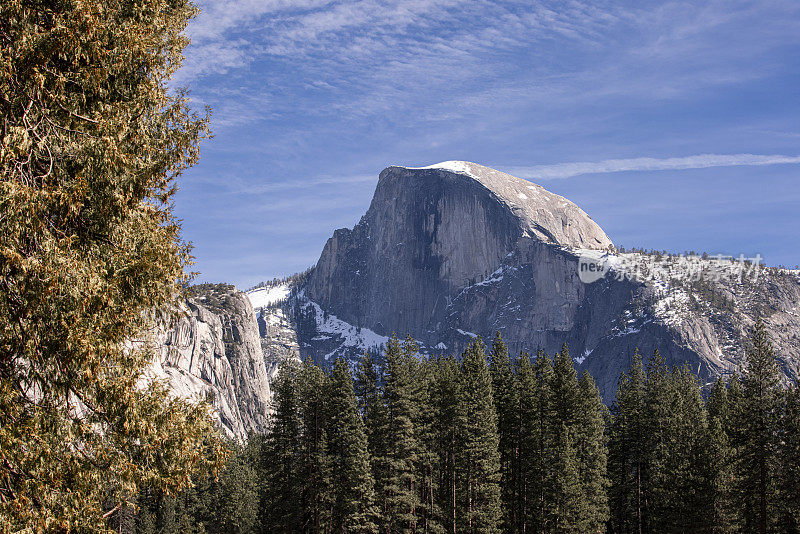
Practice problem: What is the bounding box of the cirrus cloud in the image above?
[505,154,800,181]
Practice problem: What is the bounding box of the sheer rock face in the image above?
[306,162,612,339]
[298,162,800,401]
[153,287,272,441]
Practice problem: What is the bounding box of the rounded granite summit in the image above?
[384,161,614,251]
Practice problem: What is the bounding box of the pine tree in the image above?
[733,318,782,534]
[326,358,378,533]
[550,422,583,534]
[669,366,712,532]
[433,356,461,534]
[575,371,610,533]
[262,358,303,531]
[548,344,583,532]
[518,349,554,533]
[412,356,445,534]
[642,349,671,531]
[705,377,736,533]
[489,332,521,532]
[515,352,536,532]
[382,335,421,533]
[608,349,647,534]
[355,350,390,529]
[215,441,260,534]
[456,338,502,533]
[0,1,223,529]
[779,377,800,532]
[299,359,331,533]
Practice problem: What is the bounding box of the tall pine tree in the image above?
[608,349,647,534]
[433,355,461,534]
[779,376,800,532]
[575,371,610,533]
[548,344,583,532]
[456,338,502,533]
[489,332,521,532]
[705,377,736,533]
[355,349,390,530]
[412,356,445,533]
[262,358,303,531]
[734,318,781,534]
[382,335,421,533]
[519,349,555,533]
[326,358,378,533]
[299,358,332,533]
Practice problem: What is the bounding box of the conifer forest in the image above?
[132,320,800,534]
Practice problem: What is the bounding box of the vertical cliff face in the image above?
[306,162,612,339]
[153,285,272,441]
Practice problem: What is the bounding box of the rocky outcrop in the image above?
[306,162,612,340]
[153,285,273,441]
[293,162,800,401]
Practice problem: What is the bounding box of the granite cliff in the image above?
[152,285,275,441]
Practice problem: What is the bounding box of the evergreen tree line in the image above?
[134,320,800,533]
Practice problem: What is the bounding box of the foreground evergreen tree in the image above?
[733,319,782,534]
[663,367,712,532]
[575,371,610,533]
[515,352,536,532]
[518,349,553,533]
[326,358,378,533]
[548,345,583,532]
[456,338,502,533]
[355,350,390,527]
[489,332,520,532]
[381,335,421,532]
[608,350,647,533]
[412,356,445,533]
[433,356,461,534]
[262,358,303,531]
[299,359,331,532]
[705,378,736,532]
[0,0,223,529]
[779,377,800,532]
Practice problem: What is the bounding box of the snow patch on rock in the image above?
[247,283,290,309]
[303,299,389,360]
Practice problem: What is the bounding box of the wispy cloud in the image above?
[505,154,800,181]
[177,0,800,139]
[176,1,800,284]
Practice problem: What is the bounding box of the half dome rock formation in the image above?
[154,161,800,431]
[306,162,612,339]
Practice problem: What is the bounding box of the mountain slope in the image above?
[153,161,800,435]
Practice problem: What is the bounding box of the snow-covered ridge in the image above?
[247,283,290,309]
[401,160,475,175]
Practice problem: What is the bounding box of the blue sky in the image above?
[174,0,800,288]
